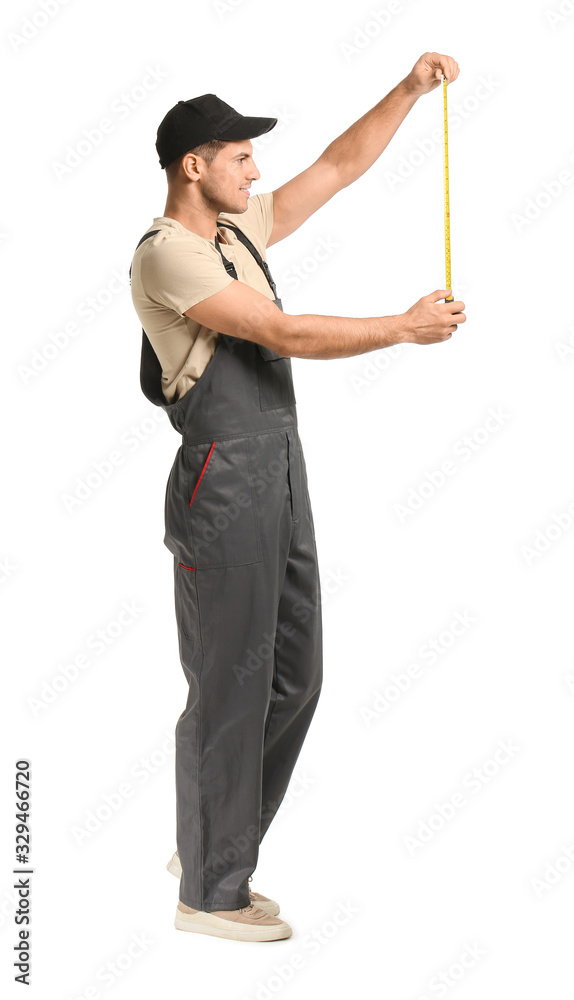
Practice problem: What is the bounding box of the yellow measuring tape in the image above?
[443,75,454,303]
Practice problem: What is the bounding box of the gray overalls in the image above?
[131,222,323,911]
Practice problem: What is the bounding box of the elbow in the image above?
[236,302,297,357]
[272,313,298,358]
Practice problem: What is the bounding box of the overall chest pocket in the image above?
[256,345,296,411]
[184,437,262,570]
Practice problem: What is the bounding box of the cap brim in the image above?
[215,115,277,141]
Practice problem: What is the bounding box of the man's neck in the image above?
[162,199,220,241]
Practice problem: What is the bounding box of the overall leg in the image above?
[173,435,293,912]
[260,431,323,840]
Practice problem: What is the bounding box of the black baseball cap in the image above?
[156,94,278,169]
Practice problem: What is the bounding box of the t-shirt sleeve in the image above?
[138,236,235,315]
[246,191,274,249]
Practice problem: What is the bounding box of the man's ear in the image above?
[181,153,202,181]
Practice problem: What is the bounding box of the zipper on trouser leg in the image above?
[285,432,294,520]
[286,429,301,525]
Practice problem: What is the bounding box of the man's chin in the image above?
[221,200,248,215]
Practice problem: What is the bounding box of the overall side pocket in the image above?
[174,559,200,642]
[185,437,262,570]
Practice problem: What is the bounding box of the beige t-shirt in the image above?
[130,191,275,403]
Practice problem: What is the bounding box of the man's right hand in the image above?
[399,288,466,344]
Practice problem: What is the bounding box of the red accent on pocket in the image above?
[189,441,216,508]
[178,562,196,572]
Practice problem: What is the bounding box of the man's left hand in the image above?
[402,52,460,96]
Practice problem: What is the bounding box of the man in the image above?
[130,51,466,943]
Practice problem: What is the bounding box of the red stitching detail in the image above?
[178,562,196,572]
[189,440,216,507]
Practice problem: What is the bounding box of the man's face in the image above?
[199,139,260,215]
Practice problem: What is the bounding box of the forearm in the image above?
[280,312,406,360]
[320,80,419,187]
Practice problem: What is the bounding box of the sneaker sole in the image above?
[167,855,280,916]
[174,909,292,942]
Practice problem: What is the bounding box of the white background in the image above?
[3,0,574,996]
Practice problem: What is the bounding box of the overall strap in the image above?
[129,229,161,282]
[130,225,278,299]
[215,223,278,299]
[129,229,165,407]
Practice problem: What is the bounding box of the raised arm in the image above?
[267,52,459,247]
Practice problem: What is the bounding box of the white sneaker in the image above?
[167,851,280,915]
[174,902,292,942]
